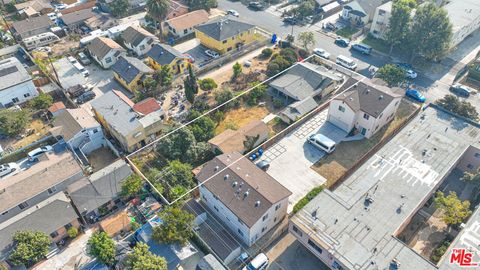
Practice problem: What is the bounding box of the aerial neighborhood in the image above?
[1,0,480,269]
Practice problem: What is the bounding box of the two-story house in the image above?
[122,26,157,57]
[87,37,126,69]
[369,1,392,39]
[196,152,292,247]
[341,0,384,25]
[146,43,187,74]
[0,57,38,108]
[327,82,402,138]
[91,90,167,152]
[194,18,256,54]
[164,10,209,38]
[111,56,153,92]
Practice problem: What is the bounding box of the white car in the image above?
[67,56,78,64]
[205,50,220,58]
[405,69,418,79]
[33,46,52,54]
[47,12,57,21]
[82,70,90,77]
[27,145,53,161]
[242,253,269,270]
[0,163,20,178]
[227,9,239,17]
[313,48,330,59]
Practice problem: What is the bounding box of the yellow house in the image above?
[194,18,257,54]
[146,43,187,74]
[111,56,154,92]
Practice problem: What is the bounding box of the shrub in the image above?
[198,78,217,91]
[273,98,284,108]
[67,227,78,238]
[293,186,324,213]
[261,48,273,58]
[298,49,309,59]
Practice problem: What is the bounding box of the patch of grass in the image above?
[12,119,49,149]
[267,117,289,137]
[335,26,358,39]
[293,186,324,214]
[431,239,452,264]
[312,100,418,188]
[362,34,390,54]
[215,106,269,134]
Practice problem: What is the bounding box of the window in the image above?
[262,226,267,233]
[50,231,59,238]
[183,29,188,34]
[275,204,281,211]
[93,129,98,134]
[373,30,379,34]
[474,153,480,158]
[202,195,207,202]
[214,205,219,212]
[262,214,268,221]
[363,113,370,120]
[139,45,145,50]
[379,10,386,16]
[105,57,112,63]
[24,93,31,98]
[237,229,244,236]
[213,194,219,200]
[1,211,8,216]
[308,239,323,254]
[238,217,244,225]
[12,97,19,103]
[47,186,57,194]
[274,217,277,222]
[292,225,302,236]
[338,105,345,112]
[18,201,29,210]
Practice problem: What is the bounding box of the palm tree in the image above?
[147,0,170,39]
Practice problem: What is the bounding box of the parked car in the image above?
[243,60,252,67]
[76,91,96,104]
[351,43,372,55]
[77,52,91,65]
[450,84,472,97]
[283,16,298,25]
[205,49,220,58]
[67,84,86,98]
[242,253,269,270]
[307,134,336,153]
[227,9,239,17]
[47,12,57,21]
[28,145,53,161]
[325,22,337,31]
[405,89,426,103]
[0,163,20,178]
[334,37,350,47]
[67,56,78,64]
[183,53,195,63]
[256,160,270,171]
[248,2,264,10]
[313,48,330,59]
[395,63,417,79]
[33,46,52,54]
[82,70,90,77]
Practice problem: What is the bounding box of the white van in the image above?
[307,134,336,153]
[243,253,269,270]
[336,55,357,70]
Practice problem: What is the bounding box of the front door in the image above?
[361,127,367,135]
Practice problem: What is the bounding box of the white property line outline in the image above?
[126,54,369,205]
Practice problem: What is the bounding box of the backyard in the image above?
[311,99,419,188]
[215,106,270,134]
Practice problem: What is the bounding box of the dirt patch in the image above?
[87,147,119,172]
[12,119,51,149]
[311,99,419,188]
[51,37,82,57]
[215,106,269,134]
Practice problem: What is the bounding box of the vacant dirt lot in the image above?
[215,106,269,134]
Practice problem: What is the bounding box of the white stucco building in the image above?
[87,37,126,69]
[121,26,157,57]
[370,1,392,39]
[196,152,292,247]
[327,82,402,139]
[0,57,38,108]
[445,0,480,49]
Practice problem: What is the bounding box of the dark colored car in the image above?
[248,2,264,10]
[334,37,350,47]
[67,84,86,98]
[283,16,297,25]
[76,91,96,104]
[256,160,270,171]
[450,84,472,97]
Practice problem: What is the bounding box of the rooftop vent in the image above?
[366,89,370,93]
[232,181,238,188]
[214,165,219,171]
[379,95,384,100]
[243,190,249,199]
[224,174,229,180]
[255,201,261,207]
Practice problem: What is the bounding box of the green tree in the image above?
[436,95,479,121]
[279,48,297,64]
[146,0,170,37]
[261,48,273,58]
[9,231,51,267]
[143,76,158,92]
[67,227,78,238]
[246,82,267,106]
[266,56,292,77]
[161,160,194,189]
[214,88,239,110]
[154,65,172,87]
[185,0,217,11]
[87,231,116,265]
[156,128,212,165]
[169,185,188,202]
[232,62,242,81]
[108,0,129,17]
[187,110,216,142]
[376,64,406,86]
[198,78,217,91]
[29,93,53,110]
[297,31,315,51]
[462,167,480,182]
[385,0,414,54]
[0,109,31,136]
[126,242,167,270]
[243,134,260,152]
[184,64,198,103]
[121,174,144,197]
[434,191,472,226]
[153,207,194,244]
[408,2,452,61]
[292,0,315,18]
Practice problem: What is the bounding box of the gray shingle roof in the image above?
[53,108,99,141]
[196,152,291,228]
[90,91,141,137]
[67,159,132,214]
[11,15,53,38]
[270,62,342,101]
[280,96,318,122]
[334,82,400,118]
[194,18,255,41]
[111,56,153,84]
[88,37,125,61]
[146,43,183,66]
[61,9,95,26]
[122,26,155,47]
[0,193,78,258]
[0,57,32,91]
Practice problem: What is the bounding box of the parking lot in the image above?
[257,109,347,212]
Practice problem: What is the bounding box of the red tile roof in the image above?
[133,97,161,115]
[48,101,66,113]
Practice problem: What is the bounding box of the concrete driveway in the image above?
[257,109,347,213]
